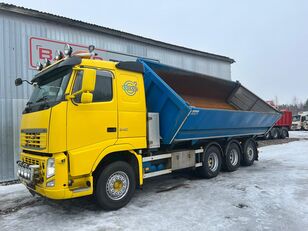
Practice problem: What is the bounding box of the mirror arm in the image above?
[65,93,79,106]
[23,80,33,85]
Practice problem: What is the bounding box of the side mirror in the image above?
[79,69,96,104]
[81,92,93,103]
[81,69,96,92]
[68,68,96,104]
[15,78,23,86]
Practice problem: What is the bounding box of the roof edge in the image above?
[0,2,235,63]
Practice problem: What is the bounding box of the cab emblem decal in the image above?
[123,81,138,96]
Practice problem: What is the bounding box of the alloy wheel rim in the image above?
[229,149,239,166]
[106,171,129,201]
[208,152,219,171]
[247,146,254,161]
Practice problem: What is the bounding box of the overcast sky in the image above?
[6,0,308,104]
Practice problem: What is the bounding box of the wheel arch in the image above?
[92,145,143,186]
[203,141,223,155]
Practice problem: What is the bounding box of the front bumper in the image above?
[291,124,301,130]
[17,153,93,200]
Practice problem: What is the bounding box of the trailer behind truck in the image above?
[15,45,280,210]
[264,110,292,139]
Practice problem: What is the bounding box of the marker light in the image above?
[64,44,73,56]
[55,50,64,60]
[43,58,51,68]
[36,61,43,71]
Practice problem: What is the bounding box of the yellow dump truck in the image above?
[15,45,280,210]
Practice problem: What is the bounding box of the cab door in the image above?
[67,69,118,152]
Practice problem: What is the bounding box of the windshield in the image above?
[28,68,72,105]
[292,115,300,122]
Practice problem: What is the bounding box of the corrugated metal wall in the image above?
[0,10,232,182]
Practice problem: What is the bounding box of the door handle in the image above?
[107,127,117,132]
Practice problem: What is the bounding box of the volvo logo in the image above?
[122,81,138,96]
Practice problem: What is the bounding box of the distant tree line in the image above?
[277,97,308,115]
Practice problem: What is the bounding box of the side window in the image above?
[93,70,113,102]
[72,71,83,103]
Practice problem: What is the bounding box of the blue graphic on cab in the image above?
[123,81,138,96]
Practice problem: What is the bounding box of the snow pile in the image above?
[289,130,308,139]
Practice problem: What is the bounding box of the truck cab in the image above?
[292,112,308,130]
[17,52,147,209]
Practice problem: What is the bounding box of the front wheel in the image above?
[95,161,136,210]
[197,145,222,178]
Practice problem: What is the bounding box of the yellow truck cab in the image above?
[17,48,147,210]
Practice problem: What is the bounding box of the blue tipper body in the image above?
[138,59,281,145]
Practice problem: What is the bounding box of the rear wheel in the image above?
[223,142,241,172]
[95,161,136,210]
[280,127,289,139]
[264,131,271,140]
[197,145,222,178]
[270,128,279,139]
[241,139,257,166]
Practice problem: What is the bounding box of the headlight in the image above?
[46,158,55,178]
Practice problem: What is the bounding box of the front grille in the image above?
[24,157,40,166]
[21,128,47,150]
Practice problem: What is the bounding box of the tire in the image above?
[241,139,257,166]
[270,128,279,139]
[280,128,289,139]
[197,145,222,178]
[222,142,241,172]
[95,161,136,210]
[264,131,271,140]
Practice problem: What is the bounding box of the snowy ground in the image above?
[1,132,308,231]
[289,130,308,139]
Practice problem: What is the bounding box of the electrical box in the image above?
[147,113,160,149]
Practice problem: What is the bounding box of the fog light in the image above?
[46,180,55,187]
